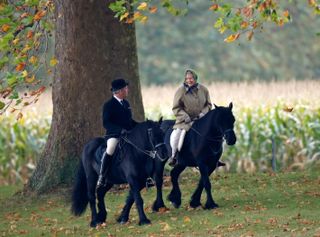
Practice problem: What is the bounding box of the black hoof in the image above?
[190,200,201,208]
[116,216,129,224]
[139,218,151,225]
[90,221,98,228]
[97,212,107,223]
[167,194,181,208]
[204,202,219,210]
[152,202,166,212]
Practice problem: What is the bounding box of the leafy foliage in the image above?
[1,102,319,185]
[135,0,320,84]
[0,111,50,185]
[0,0,54,117]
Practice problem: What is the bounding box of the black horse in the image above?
[152,103,236,211]
[71,119,168,227]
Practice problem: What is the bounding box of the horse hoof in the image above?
[139,219,151,225]
[167,194,181,208]
[189,201,201,208]
[204,202,219,210]
[152,202,166,212]
[90,221,98,228]
[170,201,181,209]
[116,216,129,224]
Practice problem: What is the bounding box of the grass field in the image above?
[1,166,320,237]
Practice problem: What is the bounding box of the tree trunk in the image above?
[28,0,144,193]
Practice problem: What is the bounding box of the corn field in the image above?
[0,81,320,185]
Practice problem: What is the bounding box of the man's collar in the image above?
[113,95,123,104]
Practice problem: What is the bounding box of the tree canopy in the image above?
[0,0,319,115]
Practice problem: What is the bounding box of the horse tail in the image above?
[71,160,88,216]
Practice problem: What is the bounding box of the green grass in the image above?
[1,167,320,237]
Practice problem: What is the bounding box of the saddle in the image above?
[93,137,125,171]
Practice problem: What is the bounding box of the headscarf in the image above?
[184,69,198,94]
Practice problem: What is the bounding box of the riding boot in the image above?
[97,152,112,188]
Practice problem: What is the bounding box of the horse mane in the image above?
[127,120,157,144]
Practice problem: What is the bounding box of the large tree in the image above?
[27,0,144,193]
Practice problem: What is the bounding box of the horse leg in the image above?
[152,162,167,212]
[129,180,151,225]
[117,190,134,224]
[87,174,99,227]
[190,165,216,208]
[198,165,218,209]
[96,183,113,224]
[167,165,186,208]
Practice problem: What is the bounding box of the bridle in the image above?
[121,128,166,161]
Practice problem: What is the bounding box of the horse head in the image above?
[213,102,237,145]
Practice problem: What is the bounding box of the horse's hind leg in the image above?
[152,162,167,212]
[198,165,218,209]
[190,166,216,208]
[87,174,99,227]
[96,183,113,224]
[117,190,134,224]
[167,165,185,208]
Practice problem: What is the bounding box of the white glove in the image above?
[184,116,192,123]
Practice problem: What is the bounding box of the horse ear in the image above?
[158,116,163,124]
[213,103,218,109]
[229,102,233,110]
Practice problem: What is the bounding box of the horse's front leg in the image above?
[152,162,166,212]
[96,183,113,224]
[87,175,99,227]
[198,164,218,209]
[128,179,151,225]
[167,165,186,208]
[117,190,134,224]
[190,165,216,208]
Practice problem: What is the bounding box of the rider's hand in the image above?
[185,116,192,123]
[199,112,205,118]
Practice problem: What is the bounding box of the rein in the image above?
[120,128,166,161]
[190,127,224,142]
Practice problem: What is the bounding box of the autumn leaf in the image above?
[25,75,36,83]
[16,112,23,120]
[283,10,290,17]
[242,7,253,17]
[27,31,33,39]
[283,106,293,112]
[149,6,158,14]
[137,2,148,11]
[50,57,58,66]
[140,16,148,23]
[29,56,38,64]
[21,70,28,77]
[133,12,142,20]
[120,12,129,21]
[161,222,171,231]
[224,33,240,43]
[241,21,249,29]
[12,38,20,45]
[247,31,254,41]
[1,24,10,32]
[209,4,219,11]
[33,10,46,21]
[183,216,191,222]
[16,62,26,71]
